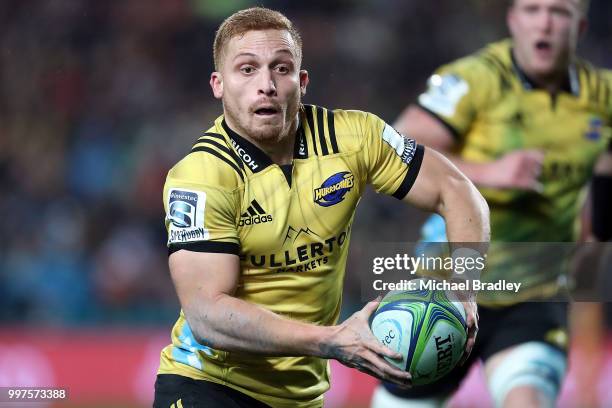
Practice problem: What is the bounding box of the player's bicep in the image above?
[394,105,456,152]
[169,250,240,309]
[401,147,461,212]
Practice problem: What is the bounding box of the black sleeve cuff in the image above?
[392,144,425,200]
[592,174,612,242]
[168,241,240,256]
[416,103,462,141]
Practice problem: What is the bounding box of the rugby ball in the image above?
[370,279,468,385]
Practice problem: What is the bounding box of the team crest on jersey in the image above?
[314,171,354,207]
[585,117,603,141]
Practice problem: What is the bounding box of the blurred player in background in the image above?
[154,7,487,408]
[373,0,612,407]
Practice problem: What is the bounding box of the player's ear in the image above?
[299,70,309,97]
[210,72,223,99]
[578,17,588,38]
[506,8,517,36]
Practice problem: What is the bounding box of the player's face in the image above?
[210,29,309,144]
[508,0,586,78]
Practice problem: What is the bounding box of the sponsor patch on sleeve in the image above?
[418,73,469,117]
[166,189,209,244]
[381,124,418,165]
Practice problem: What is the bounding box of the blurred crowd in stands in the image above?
[1,0,610,326]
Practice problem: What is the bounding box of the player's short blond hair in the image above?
[213,7,303,71]
[579,0,591,14]
[510,0,590,15]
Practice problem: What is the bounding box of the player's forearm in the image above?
[437,171,490,243]
[183,293,330,357]
[437,173,489,301]
[441,155,500,189]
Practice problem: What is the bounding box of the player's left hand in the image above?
[459,300,478,365]
[322,298,412,389]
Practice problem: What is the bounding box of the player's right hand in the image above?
[320,299,412,388]
[485,149,544,192]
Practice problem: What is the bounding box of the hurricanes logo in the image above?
[314,171,354,207]
[585,117,602,141]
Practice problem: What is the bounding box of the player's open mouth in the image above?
[254,107,280,116]
[535,40,552,52]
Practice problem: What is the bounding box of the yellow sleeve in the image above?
[605,70,612,141]
[357,111,424,199]
[417,56,496,140]
[163,152,241,255]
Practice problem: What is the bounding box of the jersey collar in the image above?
[222,119,307,173]
[510,49,580,96]
[293,123,308,159]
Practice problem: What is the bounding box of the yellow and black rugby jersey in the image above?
[417,39,612,303]
[158,105,424,408]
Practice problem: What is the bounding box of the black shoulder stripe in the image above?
[202,132,226,141]
[327,109,339,154]
[316,106,329,156]
[581,62,591,88]
[594,71,602,104]
[193,132,225,147]
[480,54,511,90]
[580,63,594,102]
[195,136,244,171]
[488,51,514,79]
[190,146,245,181]
[305,105,319,155]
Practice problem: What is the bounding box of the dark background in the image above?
[0,0,610,329]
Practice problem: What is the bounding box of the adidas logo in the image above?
[239,199,273,226]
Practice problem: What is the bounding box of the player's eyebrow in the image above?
[272,49,295,58]
[233,49,296,61]
[233,52,257,60]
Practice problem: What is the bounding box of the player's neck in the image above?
[259,124,297,166]
[527,69,570,95]
[513,52,571,95]
[226,116,299,166]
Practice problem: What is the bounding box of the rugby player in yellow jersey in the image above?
[373,0,612,407]
[153,7,489,408]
